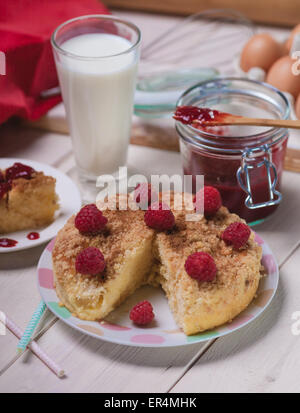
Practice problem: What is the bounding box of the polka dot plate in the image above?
[37,233,278,347]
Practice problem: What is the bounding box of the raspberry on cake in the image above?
[184,252,217,282]
[144,202,175,230]
[194,186,222,217]
[0,162,59,234]
[75,247,106,275]
[75,204,107,235]
[222,222,251,249]
[53,192,262,335]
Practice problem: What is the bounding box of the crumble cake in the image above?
[52,192,262,335]
[53,195,155,320]
[0,162,59,234]
[155,203,262,335]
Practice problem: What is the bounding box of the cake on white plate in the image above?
[0,162,58,234]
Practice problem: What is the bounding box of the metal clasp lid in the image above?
[237,145,282,210]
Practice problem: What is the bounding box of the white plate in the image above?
[38,233,279,347]
[0,158,81,252]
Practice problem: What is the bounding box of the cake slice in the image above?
[156,200,262,335]
[53,195,155,320]
[0,162,59,234]
[52,191,262,334]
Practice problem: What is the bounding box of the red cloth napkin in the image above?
[0,0,109,125]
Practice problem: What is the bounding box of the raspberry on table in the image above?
[134,183,158,209]
[75,204,107,235]
[194,186,222,217]
[184,252,217,282]
[5,162,35,181]
[75,247,106,275]
[129,300,154,326]
[221,222,251,249]
[144,202,175,231]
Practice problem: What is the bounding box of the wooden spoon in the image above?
[173,106,300,129]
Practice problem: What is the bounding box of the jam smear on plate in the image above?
[27,232,40,240]
[0,238,18,248]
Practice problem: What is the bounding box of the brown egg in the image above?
[286,23,300,53]
[295,93,300,119]
[266,55,300,98]
[281,39,290,56]
[240,33,283,72]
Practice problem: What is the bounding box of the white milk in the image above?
[56,33,138,178]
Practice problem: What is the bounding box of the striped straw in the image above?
[1,313,64,378]
[17,300,47,353]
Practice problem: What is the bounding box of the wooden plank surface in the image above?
[0,247,57,372]
[104,0,300,26]
[0,319,210,393]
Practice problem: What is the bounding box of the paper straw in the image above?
[2,313,65,378]
[17,300,46,353]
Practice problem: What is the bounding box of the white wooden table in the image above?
[0,11,300,393]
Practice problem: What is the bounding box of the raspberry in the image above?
[144,202,175,231]
[5,162,35,181]
[75,247,106,275]
[184,252,217,282]
[0,170,4,182]
[129,300,154,325]
[221,222,251,249]
[134,183,158,209]
[194,186,222,217]
[0,182,11,200]
[75,204,107,234]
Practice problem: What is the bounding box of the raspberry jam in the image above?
[182,138,287,223]
[27,232,40,240]
[0,182,11,200]
[0,162,35,200]
[176,78,290,225]
[5,162,35,181]
[173,106,227,125]
[0,238,18,248]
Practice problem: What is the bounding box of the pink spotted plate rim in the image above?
[37,233,278,348]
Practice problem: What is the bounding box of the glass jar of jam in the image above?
[175,78,290,225]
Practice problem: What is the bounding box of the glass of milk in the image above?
[51,15,141,193]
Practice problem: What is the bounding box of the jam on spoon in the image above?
[173,106,228,125]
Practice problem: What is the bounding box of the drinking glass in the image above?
[52,15,141,197]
